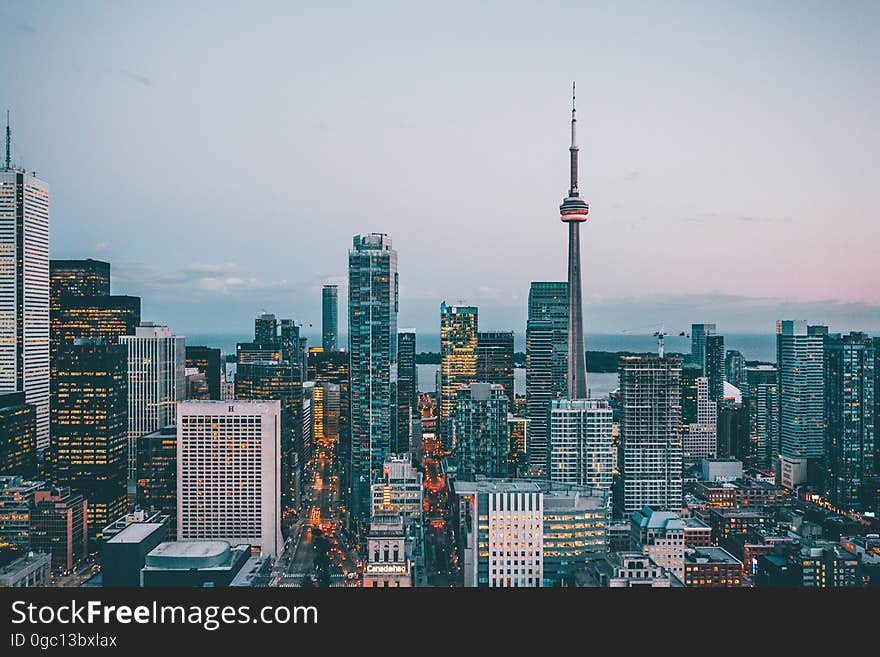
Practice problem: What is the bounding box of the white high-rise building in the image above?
[120,323,185,478]
[0,164,50,452]
[548,399,613,490]
[684,377,718,460]
[619,356,684,514]
[177,400,282,557]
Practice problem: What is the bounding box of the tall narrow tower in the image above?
[559,83,588,399]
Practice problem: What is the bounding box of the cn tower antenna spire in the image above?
[4,110,10,171]
[569,81,578,194]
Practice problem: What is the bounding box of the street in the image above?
[275,437,359,587]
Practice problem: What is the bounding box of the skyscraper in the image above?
[51,295,141,385]
[725,350,746,391]
[680,362,702,427]
[0,392,36,477]
[526,281,568,474]
[683,377,718,460]
[235,360,302,517]
[453,382,508,479]
[396,329,417,453]
[177,400,282,557]
[135,425,177,538]
[618,356,683,515]
[279,319,301,368]
[717,403,749,462]
[691,324,717,374]
[440,302,478,450]
[1,136,50,452]
[475,331,515,406]
[184,346,221,400]
[745,365,779,471]
[254,312,278,346]
[50,340,128,536]
[548,398,613,491]
[348,233,398,529]
[559,83,589,401]
[49,259,110,310]
[507,415,529,477]
[777,320,825,489]
[120,324,185,479]
[322,284,338,352]
[705,335,725,402]
[824,332,875,512]
[308,347,351,508]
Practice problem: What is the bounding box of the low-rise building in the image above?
[0,551,51,587]
[362,506,412,588]
[684,546,744,587]
[453,478,609,587]
[580,552,674,587]
[102,520,168,587]
[141,541,260,587]
[700,458,743,482]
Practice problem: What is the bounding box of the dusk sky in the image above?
[2,1,878,337]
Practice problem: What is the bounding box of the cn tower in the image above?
[559,82,589,400]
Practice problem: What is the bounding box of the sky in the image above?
[1,0,878,338]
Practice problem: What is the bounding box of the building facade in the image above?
[395,329,417,453]
[526,281,568,474]
[618,356,684,515]
[185,346,221,400]
[135,425,177,539]
[0,167,50,452]
[683,377,718,460]
[475,331,515,406]
[176,401,282,557]
[705,335,725,402]
[777,320,826,489]
[453,383,509,479]
[454,479,608,587]
[439,303,478,450]
[548,398,613,490]
[235,360,303,517]
[824,332,875,512]
[322,284,338,352]
[49,259,110,310]
[745,365,779,471]
[691,323,716,375]
[0,392,37,477]
[348,233,398,530]
[50,340,128,536]
[120,324,185,479]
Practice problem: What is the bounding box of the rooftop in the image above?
[685,547,741,566]
[106,522,165,544]
[0,552,51,577]
[454,477,609,512]
[633,507,685,531]
[143,541,246,570]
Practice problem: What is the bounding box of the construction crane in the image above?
[621,323,690,358]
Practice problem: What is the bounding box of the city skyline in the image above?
[2,2,879,336]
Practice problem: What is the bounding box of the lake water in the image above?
[187,332,777,364]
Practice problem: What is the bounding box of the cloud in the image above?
[120,70,152,87]
[113,261,294,298]
[623,170,641,182]
[93,241,109,254]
